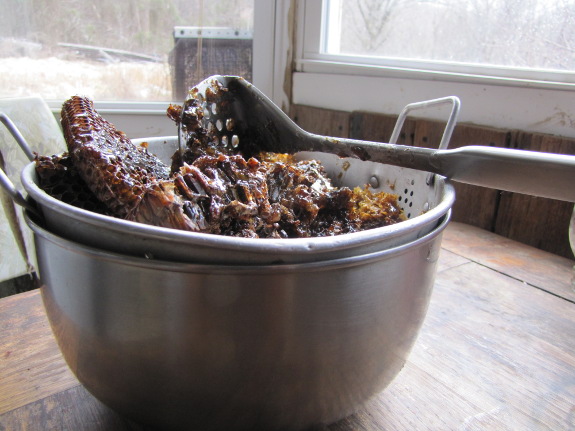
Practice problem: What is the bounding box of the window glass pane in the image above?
[0,0,254,101]
[325,0,575,73]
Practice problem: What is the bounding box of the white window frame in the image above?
[289,0,575,140]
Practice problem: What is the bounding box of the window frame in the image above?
[290,0,575,140]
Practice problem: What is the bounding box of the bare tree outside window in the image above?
[349,0,405,52]
[330,0,575,73]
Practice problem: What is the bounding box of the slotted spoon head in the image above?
[179,75,312,158]
[179,75,413,162]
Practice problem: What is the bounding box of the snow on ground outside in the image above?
[0,56,172,101]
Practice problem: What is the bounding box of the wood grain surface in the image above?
[1,222,574,430]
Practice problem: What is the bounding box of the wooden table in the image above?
[1,222,574,430]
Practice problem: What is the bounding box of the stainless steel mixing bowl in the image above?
[28,210,449,431]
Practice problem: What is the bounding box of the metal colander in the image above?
[14,135,454,264]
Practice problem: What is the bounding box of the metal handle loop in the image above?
[389,96,461,150]
[0,112,39,214]
[0,112,35,161]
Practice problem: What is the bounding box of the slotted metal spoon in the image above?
[181,75,575,203]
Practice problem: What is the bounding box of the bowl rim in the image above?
[26,209,450,273]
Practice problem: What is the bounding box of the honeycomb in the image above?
[61,96,170,218]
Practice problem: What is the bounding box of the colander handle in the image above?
[0,113,35,161]
[0,112,39,214]
[0,165,36,213]
[389,96,461,150]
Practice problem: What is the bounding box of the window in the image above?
[0,0,271,138]
[0,0,254,102]
[322,0,575,83]
[293,0,575,139]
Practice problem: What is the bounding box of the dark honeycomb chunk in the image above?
[61,96,170,217]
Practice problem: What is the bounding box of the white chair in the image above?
[0,97,66,284]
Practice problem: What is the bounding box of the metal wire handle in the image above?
[389,96,461,150]
[0,112,40,214]
[0,112,35,161]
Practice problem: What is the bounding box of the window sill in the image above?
[296,58,575,92]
